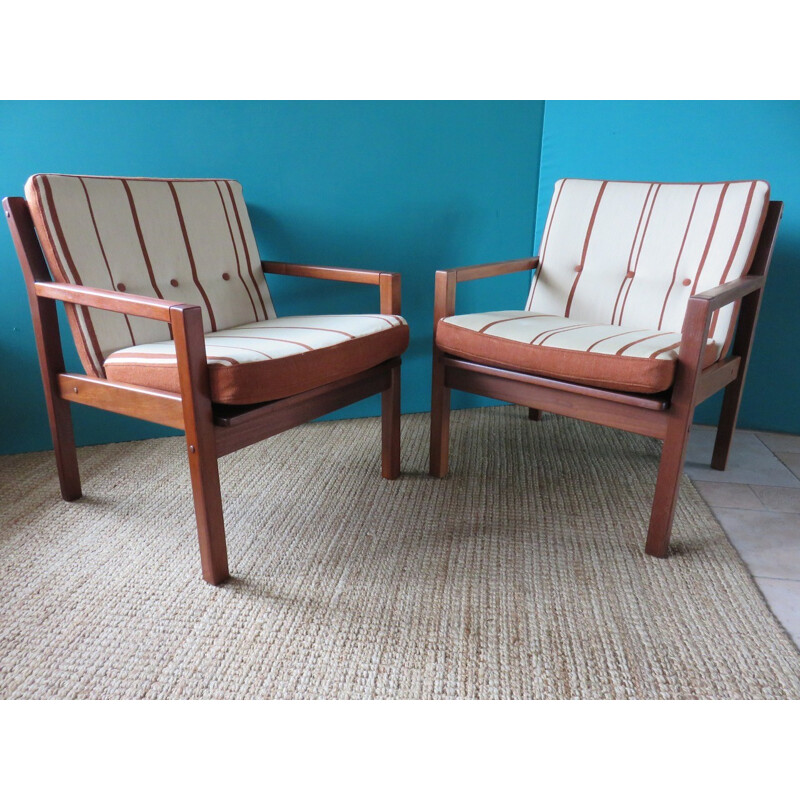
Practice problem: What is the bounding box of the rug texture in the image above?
[1,407,798,699]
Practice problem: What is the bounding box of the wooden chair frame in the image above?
[5,196,402,585]
[430,201,783,557]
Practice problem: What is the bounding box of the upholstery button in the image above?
[170,278,179,287]
[222,272,230,281]
[574,265,582,272]
[626,270,635,278]
[116,282,126,291]
[682,278,692,286]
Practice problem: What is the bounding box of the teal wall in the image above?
[3,100,798,455]
[1,101,544,454]
[535,101,800,433]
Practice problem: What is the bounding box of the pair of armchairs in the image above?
[5,175,780,584]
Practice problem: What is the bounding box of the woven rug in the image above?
[1,407,798,699]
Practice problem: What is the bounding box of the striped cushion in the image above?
[527,179,770,355]
[25,174,276,377]
[104,314,409,405]
[436,311,719,394]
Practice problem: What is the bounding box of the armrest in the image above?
[433,258,538,322]
[261,260,401,315]
[690,275,765,312]
[35,281,182,323]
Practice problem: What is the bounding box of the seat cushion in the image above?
[104,314,408,404]
[437,311,720,394]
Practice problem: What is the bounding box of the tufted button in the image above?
[574,265,582,273]
[170,278,179,287]
[626,270,635,278]
[222,272,230,281]
[116,282,126,292]
[682,278,692,287]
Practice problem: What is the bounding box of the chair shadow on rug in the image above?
[5,174,409,585]
[430,179,782,557]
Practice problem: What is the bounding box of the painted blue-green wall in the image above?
[1,101,544,454]
[535,101,800,433]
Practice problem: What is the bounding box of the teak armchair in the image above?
[430,179,781,556]
[5,174,408,584]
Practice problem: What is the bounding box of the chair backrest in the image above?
[25,174,276,376]
[526,178,770,347]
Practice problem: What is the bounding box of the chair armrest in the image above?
[261,261,401,315]
[34,281,184,323]
[433,258,538,322]
[690,275,765,313]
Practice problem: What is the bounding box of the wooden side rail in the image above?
[262,260,401,315]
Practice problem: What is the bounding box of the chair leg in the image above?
[710,378,744,471]
[430,350,451,477]
[528,408,543,421]
[185,433,229,585]
[645,414,693,558]
[381,361,401,479]
[45,387,82,501]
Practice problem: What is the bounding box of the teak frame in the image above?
[430,201,783,557]
[5,196,402,585]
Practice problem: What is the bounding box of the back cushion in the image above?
[526,178,770,347]
[26,174,276,376]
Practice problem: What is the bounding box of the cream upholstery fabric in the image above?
[103,314,409,404]
[26,174,276,376]
[436,311,719,393]
[526,179,770,351]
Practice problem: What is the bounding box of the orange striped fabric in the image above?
[25,174,276,377]
[103,314,409,404]
[436,311,720,394]
[527,179,770,356]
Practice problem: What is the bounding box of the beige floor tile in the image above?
[750,485,800,514]
[757,431,800,454]
[694,481,764,510]
[754,578,800,647]
[776,452,800,480]
[684,428,800,487]
[712,508,800,581]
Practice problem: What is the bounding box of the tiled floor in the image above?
[688,425,800,646]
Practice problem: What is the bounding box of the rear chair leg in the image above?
[710,378,745,471]
[381,361,401,479]
[45,382,82,501]
[430,350,451,477]
[528,408,543,421]
[645,414,693,558]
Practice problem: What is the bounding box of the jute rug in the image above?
[1,407,798,699]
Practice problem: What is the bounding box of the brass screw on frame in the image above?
[189,445,196,453]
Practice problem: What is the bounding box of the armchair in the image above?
[6,174,408,584]
[430,179,781,557]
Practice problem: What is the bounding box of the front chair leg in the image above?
[185,430,229,585]
[430,350,451,477]
[645,414,693,558]
[381,361,401,479]
[527,408,543,421]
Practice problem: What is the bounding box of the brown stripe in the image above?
[39,176,105,372]
[168,182,217,331]
[618,183,663,325]
[648,341,682,360]
[690,182,730,294]
[564,181,607,317]
[612,184,655,324]
[530,321,596,345]
[121,180,165,301]
[528,179,567,309]
[79,177,136,347]
[225,182,268,318]
[215,181,258,320]
[238,325,356,339]
[208,334,314,352]
[616,332,671,356]
[536,322,601,346]
[709,181,756,338]
[106,352,241,366]
[585,328,648,352]
[354,314,398,327]
[478,313,556,333]
[657,185,702,329]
